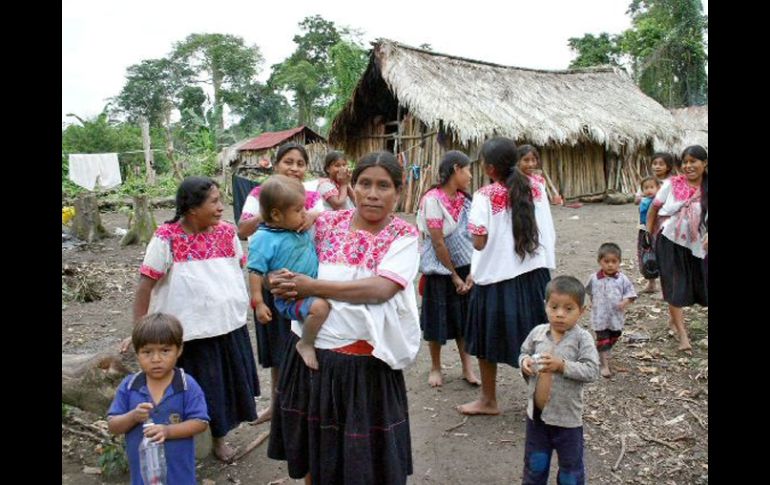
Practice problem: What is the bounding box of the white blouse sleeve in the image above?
[140,235,173,280]
[317,179,339,201]
[240,193,260,222]
[468,193,490,236]
[423,196,445,230]
[376,235,419,289]
[653,179,672,209]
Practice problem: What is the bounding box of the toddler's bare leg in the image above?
[296,299,330,370]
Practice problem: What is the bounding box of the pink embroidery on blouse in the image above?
[421,188,466,221]
[240,212,255,221]
[140,264,164,280]
[669,175,699,201]
[318,178,340,201]
[528,175,544,201]
[314,209,417,270]
[426,218,444,229]
[377,269,408,288]
[154,223,238,262]
[248,186,262,198]
[467,223,488,236]
[477,182,509,214]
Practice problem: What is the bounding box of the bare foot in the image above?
[250,407,272,425]
[678,341,693,354]
[456,399,500,416]
[213,439,237,463]
[462,369,481,386]
[296,340,319,370]
[601,366,612,378]
[428,369,443,387]
[642,285,656,294]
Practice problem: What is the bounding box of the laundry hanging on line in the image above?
[68,153,122,191]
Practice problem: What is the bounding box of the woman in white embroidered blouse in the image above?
[317,150,355,210]
[124,176,259,463]
[459,137,554,416]
[236,142,327,425]
[416,150,479,388]
[266,152,420,484]
[646,145,708,354]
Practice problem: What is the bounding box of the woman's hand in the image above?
[552,194,564,206]
[254,302,273,324]
[451,273,466,294]
[463,273,474,293]
[299,210,320,232]
[268,270,315,300]
[119,337,132,354]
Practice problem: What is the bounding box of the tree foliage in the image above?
[567,0,707,107]
[567,33,622,68]
[172,33,264,130]
[113,58,192,125]
[325,39,369,128]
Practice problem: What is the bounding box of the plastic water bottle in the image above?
[139,420,167,485]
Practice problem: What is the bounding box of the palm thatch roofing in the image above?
[330,39,679,154]
[659,105,708,156]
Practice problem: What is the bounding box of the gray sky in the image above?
[62,0,707,125]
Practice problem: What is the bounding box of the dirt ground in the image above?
[62,202,708,484]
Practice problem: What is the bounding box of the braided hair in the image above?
[166,176,219,223]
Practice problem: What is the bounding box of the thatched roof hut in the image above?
[329,39,681,211]
[657,105,708,156]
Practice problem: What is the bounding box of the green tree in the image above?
[113,58,192,179]
[229,82,295,138]
[620,0,707,107]
[270,15,343,128]
[325,39,369,128]
[567,33,622,68]
[172,33,264,131]
[567,0,707,108]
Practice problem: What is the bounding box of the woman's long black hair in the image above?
[166,176,219,223]
[421,150,472,200]
[480,137,539,259]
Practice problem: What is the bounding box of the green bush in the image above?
[98,440,129,477]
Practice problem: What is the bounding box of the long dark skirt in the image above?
[420,265,471,344]
[464,268,551,367]
[254,287,293,368]
[655,234,708,307]
[268,334,413,484]
[178,325,259,438]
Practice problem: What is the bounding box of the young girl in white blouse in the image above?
[458,137,555,416]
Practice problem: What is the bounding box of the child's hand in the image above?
[617,299,632,311]
[143,423,169,444]
[521,357,536,377]
[255,302,272,324]
[552,194,564,206]
[336,168,351,185]
[133,402,154,423]
[451,273,467,294]
[537,353,565,374]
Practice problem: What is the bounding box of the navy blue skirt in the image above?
[268,334,413,484]
[177,324,259,438]
[655,233,708,307]
[464,268,551,367]
[420,265,471,344]
[254,287,293,368]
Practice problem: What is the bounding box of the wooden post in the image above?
[140,117,156,186]
[71,194,109,243]
[120,195,157,246]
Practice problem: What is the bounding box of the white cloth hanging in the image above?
[68,153,122,190]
